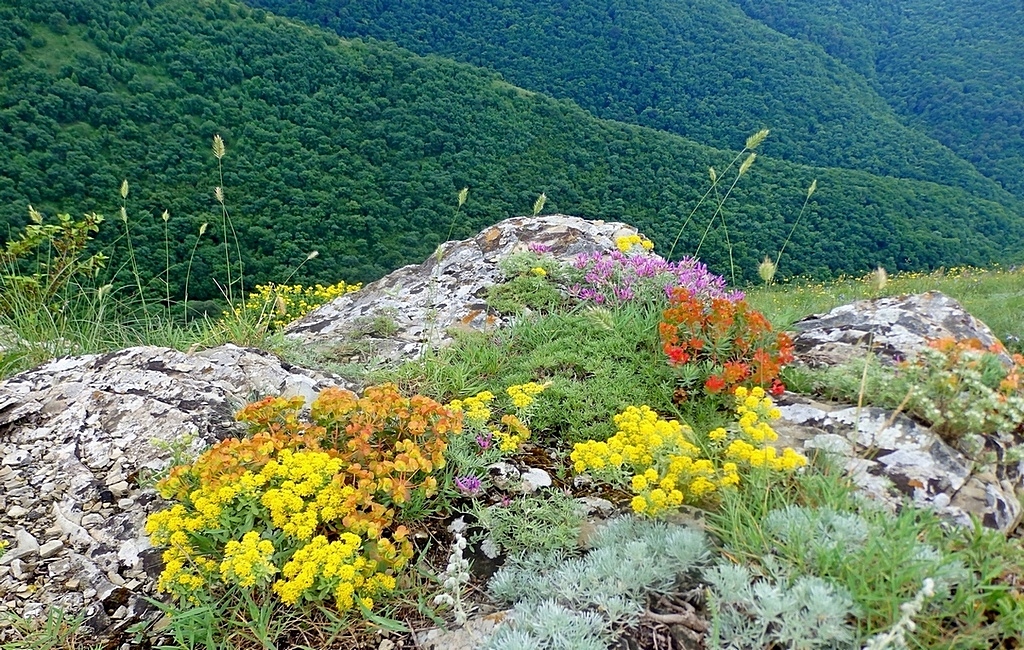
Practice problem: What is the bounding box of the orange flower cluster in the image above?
[659,288,793,400]
[149,384,459,612]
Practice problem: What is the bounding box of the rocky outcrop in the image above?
[791,291,1006,367]
[781,292,1024,533]
[2,217,1022,646]
[0,345,343,642]
[774,395,1022,533]
[284,214,640,364]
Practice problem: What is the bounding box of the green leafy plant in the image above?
[472,491,584,559]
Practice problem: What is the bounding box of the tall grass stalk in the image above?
[667,129,769,261]
[212,134,245,306]
[773,178,817,278]
[118,179,148,315]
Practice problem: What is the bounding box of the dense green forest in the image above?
[733,0,1024,200]
[1,0,1022,302]
[244,0,1023,207]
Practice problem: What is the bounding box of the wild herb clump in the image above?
[486,516,709,649]
[146,385,456,616]
[571,387,806,517]
[659,287,793,403]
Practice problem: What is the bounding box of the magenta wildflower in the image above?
[454,475,483,496]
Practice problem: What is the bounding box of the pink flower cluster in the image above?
[567,250,743,307]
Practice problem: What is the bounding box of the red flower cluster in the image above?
[659,288,793,400]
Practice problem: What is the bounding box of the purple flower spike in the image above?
[476,432,493,449]
[455,475,483,496]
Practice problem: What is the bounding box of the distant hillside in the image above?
[733,0,1024,199]
[1,0,1022,302]
[245,0,1021,208]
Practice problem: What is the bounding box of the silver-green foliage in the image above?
[705,563,858,650]
[485,515,709,649]
[473,491,584,558]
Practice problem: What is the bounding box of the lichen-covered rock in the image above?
[284,214,639,364]
[791,291,1005,367]
[0,345,343,643]
[773,394,1023,533]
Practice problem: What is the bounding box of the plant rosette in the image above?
[659,286,793,405]
[570,387,807,517]
[145,384,457,614]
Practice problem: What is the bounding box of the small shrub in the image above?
[898,337,1024,440]
[565,240,741,308]
[486,516,709,649]
[238,280,361,331]
[146,384,457,615]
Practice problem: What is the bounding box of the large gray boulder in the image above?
[780,291,1023,533]
[0,345,342,642]
[791,291,1005,367]
[284,214,640,364]
[774,395,1022,533]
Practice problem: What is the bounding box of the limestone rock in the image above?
[792,291,1006,367]
[284,214,640,364]
[774,394,1022,533]
[0,344,343,643]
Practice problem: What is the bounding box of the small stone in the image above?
[81,513,104,527]
[65,578,81,589]
[38,539,63,559]
[108,481,130,497]
[112,605,127,619]
[82,588,97,599]
[519,467,552,492]
[124,579,140,591]
[47,558,71,577]
[107,570,125,586]
[1,450,30,467]
[6,505,28,518]
[117,498,134,509]
[10,558,35,581]
[487,462,521,491]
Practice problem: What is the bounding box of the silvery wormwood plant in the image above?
[485,515,709,650]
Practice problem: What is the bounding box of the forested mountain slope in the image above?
[733,0,1024,199]
[1,0,1022,302]
[244,0,1020,208]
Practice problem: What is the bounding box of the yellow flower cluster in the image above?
[614,234,655,253]
[259,449,351,539]
[716,388,807,472]
[571,405,741,516]
[506,381,549,409]
[146,385,446,614]
[220,531,277,588]
[531,267,548,277]
[571,390,806,517]
[448,383,548,454]
[145,504,219,602]
[448,390,494,425]
[492,413,531,452]
[241,280,361,331]
[273,532,397,611]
